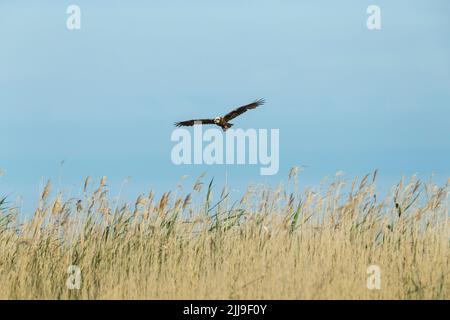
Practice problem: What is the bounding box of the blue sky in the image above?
[1,1,449,214]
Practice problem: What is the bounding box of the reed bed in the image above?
[0,170,449,299]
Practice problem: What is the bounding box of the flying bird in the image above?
[175,99,265,131]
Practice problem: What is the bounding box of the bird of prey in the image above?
[175,99,265,131]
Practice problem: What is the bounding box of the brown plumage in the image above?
[174,99,265,131]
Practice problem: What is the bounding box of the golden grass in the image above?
[0,171,449,299]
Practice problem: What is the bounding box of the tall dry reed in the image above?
[0,171,448,299]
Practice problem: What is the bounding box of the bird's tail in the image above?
[223,123,233,131]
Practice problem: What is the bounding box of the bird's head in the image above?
[214,117,221,124]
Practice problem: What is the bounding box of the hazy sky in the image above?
[1,1,449,213]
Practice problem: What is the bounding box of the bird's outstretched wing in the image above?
[223,98,265,122]
[174,119,215,127]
